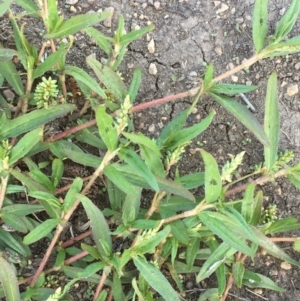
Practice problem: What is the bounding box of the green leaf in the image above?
[251,226,300,266]
[264,71,279,171]
[87,56,127,101]
[1,213,28,233]
[15,0,39,16]
[64,65,107,99]
[265,217,300,235]
[64,178,83,212]
[106,178,125,211]
[84,28,113,55]
[210,93,270,146]
[112,163,195,201]
[133,256,180,301]
[233,261,245,288]
[168,110,215,150]
[179,172,205,189]
[170,220,189,245]
[263,35,300,57]
[250,190,263,226]
[33,43,69,79]
[241,183,255,223]
[197,288,219,301]
[96,105,118,151]
[0,256,20,301]
[0,48,20,63]
[243,270,285,292]
[203,64,214,89]
[77,262,104,278]
[166,263,184,293]
[0,50,24,96]
[0,104,75,139]
[120,24,155,45]
[128,68,142,102]
[76,194,112,258]
[0,94,11,119]
[0,204,43,216]
[252,0,268,52]
[47,0,59,32]
[75,129,107,150]
[132,226,171,255]
[0,0,14,17]
[9,128,42,164]
[51,158,64,188]
[199,212,255,256]
[186,237,201,271]
[294,240,300,252]
[81,243,101,260]
[122,186,142,225]
[23,219,58,245]
[49,139,83,159]
[274,0,300,43]
[45,12,111,39]
[28,169,55,193]
[200,149,222,203]
[64,148,102,168]
[118,148,159,191]
[210,84,258,96]
[196,242,237,282]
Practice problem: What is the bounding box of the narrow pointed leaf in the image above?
[65,65,107,99]
[120,24,155,45]
[84,28,113,55]
[87,56,127,101]
[96,105,118,151]
[250,190,263,226]
[0,0,14,16]
[233,261,245,288]
[0,104,75,139]
[186,237,201,271]
[199,212,255,256]
[45,12,111,39]
[210,93,270,146]
[133,256,180,301]
[170,220,189,245]
[0,256,20,301]
[264,71,279,171]
[15,0,39,16]
[47,0,59,32]
[263,35,300,57]
[200,149,222,203]
[241,183,255,223]
[76,194,112,258]
[64,178,83,212]
[252,0,268,52]
[122,186,142,225]
[274,0,300,42]
[118,148,159,191]
[128,67,142,102]
[204,64,214,89]
[1,213,27,233]
[197,288,219,301]
[0,48,20,62]
[210,83,258,95]
[23,219,58,245]
[1,204,44,216]
[51,158,64,188]
[9,128,42,164]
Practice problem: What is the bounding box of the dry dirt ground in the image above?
[2,0,300,300]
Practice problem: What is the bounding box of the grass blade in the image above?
[252,0,268,52]
[264,71,279,171]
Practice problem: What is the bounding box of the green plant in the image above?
[1,0,300,301]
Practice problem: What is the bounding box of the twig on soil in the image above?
[245,288,268,300]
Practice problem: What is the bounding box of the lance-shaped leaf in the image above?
[87,56,127,101]
[76,194,112,258]
[264,71,279,171]
[63,178,83,212]
[0,0,14,16]
[45,12,111,39]
[0,204,43,216]
[9,128,42,164]
[0,94,11,119]
[210,93,270,146]
[133,256,180,301]
[210,83,258,96]
[122,186,142,225]
[233,261,245,288]
[84,28,113,55]
[33,43,69,79]
[23,219,59,245]
[128,67,142,103]
[51,158,64,188]
[200,149,222,203]
[96,105,118,151]
[203,64,214,89]
[120,24,155,45]
[118,148,159,191]
[252,0,268,52]
[0,48,20,63]
[0,256,20,301]
[0,104,75,139]
[47,0,59,32]
[65,65,107,99]
[15,0,39,16]
[274,0,300,43]
[263,35,300,57]
[241,183,255,223]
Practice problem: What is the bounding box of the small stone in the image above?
[142,3,147,8]
[231,75,238,82]
[287,84,298,96]
[3,89,15,101]
[216,3,229,14]
[147,38,155,53]
[214,1,221,6]
[280,262,292,270]
[149,63,158,75]
[148,124,155,132]
[103,7,114,28]
[69,5,77,12]
[295,62,300,70]
[254,289,263,295]
[153,1,160,10]
[228,62,235,70]
[189,71,197,77]
[66,0,78,4]
[214,46,222,55]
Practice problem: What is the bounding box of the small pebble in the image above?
[216,3,229,14]
[148,124,155,132]
[214,46,222,55]
[66,0,78,4]
[149,63,158,75]
[148,38,155,53]
[153,1,160,10]
[103,7,114,28]
[231,75,238,82]
[287,84,298,96]
[3,89,15,101]
[280,262,292,270]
